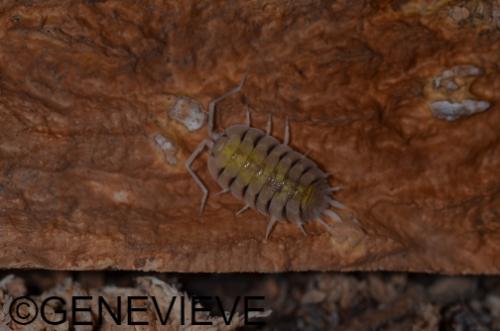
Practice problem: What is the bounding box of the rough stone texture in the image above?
[0,274,270,330]
[3,271,500,330]
[0,0,499,273]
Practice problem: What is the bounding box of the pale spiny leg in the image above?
[295,221,307,236]
[323,209,343,223]
[316,218,334,234]
[185,139,213,215]
[208,75,247,139]
[215,188,230,196]
[283,116,290,145]
[266,113,272,135]
[328,186,342,192]
[327,198,346,209]
[265,216,279,240]
[236,204,250,216]
[245,107,251,126]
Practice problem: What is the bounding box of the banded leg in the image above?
[208,75,247,139]
[185,139,213,215]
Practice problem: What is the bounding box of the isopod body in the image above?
[185,76,345,239]
[209,125,331,226]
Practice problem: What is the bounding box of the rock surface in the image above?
[0,0,499,273]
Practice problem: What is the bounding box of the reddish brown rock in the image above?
[0,0,499,273]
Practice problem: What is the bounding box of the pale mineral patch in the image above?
[430,99,491,121]
[434,65,483,90]
[112,190,129,203]
[169,97,206,132]
[153,133,177,165]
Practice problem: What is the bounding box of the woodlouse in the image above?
[185,77,346,239]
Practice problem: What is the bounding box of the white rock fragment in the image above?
[154,133,177,165]
[445,80,459,91]
[434,65,483,90]
[430,99,491,121]
[169,97,206,131]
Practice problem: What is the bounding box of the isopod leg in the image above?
[266,113,272,135]
[324,209,343,223]
[245,107,251,126]
[208,75,247,139]
[215,188,230,196]
[295,221,307,236]
[265,217,279,241]
[316,218,334,234]
[185,139,212,215]
[328,198,346,209]
[283,116,290,145]
[236,204,250,216]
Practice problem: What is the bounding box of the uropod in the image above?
[185,76,346,239]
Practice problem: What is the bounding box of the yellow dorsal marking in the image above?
[219,139,314,204]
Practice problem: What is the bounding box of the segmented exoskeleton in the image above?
[185,77,345,239]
